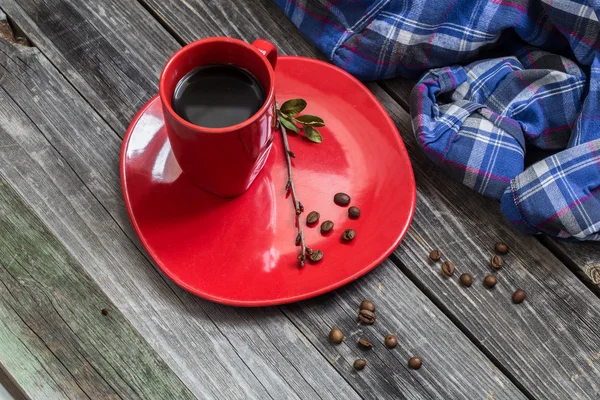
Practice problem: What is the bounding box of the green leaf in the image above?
[303,126,323,143]
[294,115,325,127]
[279,115,299,133]
[280,98,307,116]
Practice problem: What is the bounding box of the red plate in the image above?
[121,56,416,306]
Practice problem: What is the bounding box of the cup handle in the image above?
[252,39,277,69]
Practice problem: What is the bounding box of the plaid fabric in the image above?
[276,0,600,241]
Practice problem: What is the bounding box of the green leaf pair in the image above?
[278,98,325,143]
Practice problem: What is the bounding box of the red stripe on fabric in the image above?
[540,186,600,225]
[555,25,600,50]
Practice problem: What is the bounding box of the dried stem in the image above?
[277,104,307,267]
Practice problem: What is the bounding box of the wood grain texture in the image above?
[0,176,195,400]
[0,1,527,399]
[286,260,525,399]
[0,0,178,133]
[0,38,365,400]
[540,239,600,294]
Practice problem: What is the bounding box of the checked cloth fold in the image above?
[275,0,600,241]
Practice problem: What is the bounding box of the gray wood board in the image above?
[136,0,600,397]
[0,176,195,399]
[540,238,600,294]
[0,5,524,399]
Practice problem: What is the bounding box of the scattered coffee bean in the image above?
[359,299,375,312]
[306,211,320,225]
[295,234,301,246]
[512,289,526,304]
[441,260,455,277]
[495,242,509,254]
[384,334,398,349]
[459,273,473,287]
[320,220,334,234]
[329,328,344,344]
[348,206,361,219]
[358,337,373,350]
[334,192,351,206]
[101,308,109,316]
[491,255,504,270]
[309,250,324,263]
[429,249,442,262]
[483,274,497,288]
[358,309,376,324]
[353,359,367,370]
[342,228,356,242]
[408,357,422,369]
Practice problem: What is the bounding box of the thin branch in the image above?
[277,103,307,267]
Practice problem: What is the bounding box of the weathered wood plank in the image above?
[540,239,600,294]
[0,176,196,400]
[0,38,361,400]
[0,367,26,400]
[288,260,525,399]
[0,0,177,133]
[0,2,527,399]
[134,0,600,398]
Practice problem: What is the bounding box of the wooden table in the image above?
[1,1,599,399]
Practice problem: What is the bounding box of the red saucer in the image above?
[121,56,416,306]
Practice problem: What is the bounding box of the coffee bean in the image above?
[353,359,367,370]
[358,337,373,350]
[309,250,324,263]
[495,242,509,254]
[334,192,351,206]
[101,308,109,316]
[512,289,526,304]
[358,309,376,324]
[384,334,398,349]
[306,211,320,225]
[408,357,422,369]
[359,299,375,312]
[459,273,473,287]
[441,260,455,277]
[348,206,361,219]
[342,228,356,242]
[483,274,497,288]
[491,255,504,270]
[329,328,344,344]
[295,234,301,246]
[320,220,334,234]
[429,250,441,262]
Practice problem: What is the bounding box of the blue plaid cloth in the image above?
[276,0,600,241]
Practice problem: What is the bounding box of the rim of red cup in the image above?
[159,37,276,134]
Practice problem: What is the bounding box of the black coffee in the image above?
[172,63,265,128]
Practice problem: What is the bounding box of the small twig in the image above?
[277,102,307,267]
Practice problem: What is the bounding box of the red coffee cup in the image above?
[159,37,278,197]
